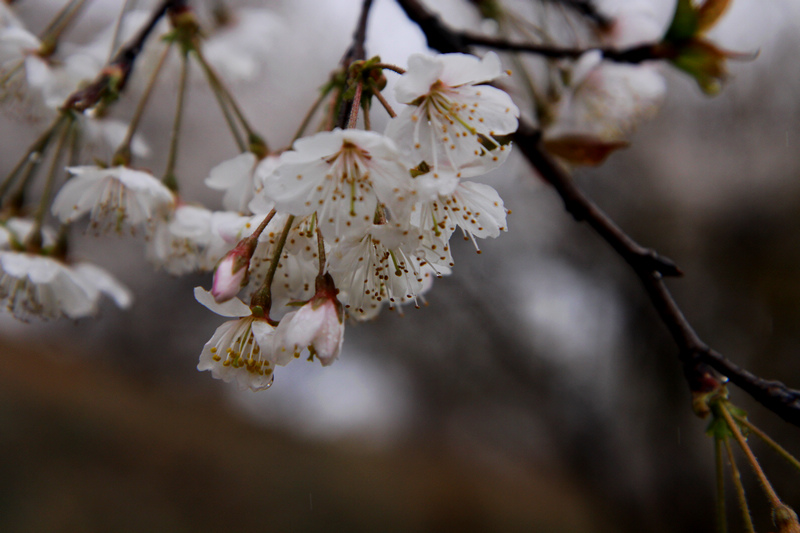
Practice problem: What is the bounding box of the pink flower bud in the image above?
[211,240,253,303]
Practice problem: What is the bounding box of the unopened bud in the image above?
[211,238,256,303]
[774,504,800,533]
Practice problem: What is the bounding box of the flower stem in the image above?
[347,80,363,129]
[732,413,800,472]
[163,49,189,192]
[372,89,396,118]
[372,62,405,74]
[194,47,266,152]
[27,115,73,252]
[249,209,276,243]
[106,0,135,63]
[0,115,65,204]
[715,436,728,533]
[316,226,326,276]
[39,0,88,55]
[292,83,335,144]
[362,100,371,130]
[251,215,295,321]
[191,50,245,152]
[114,43,172,166]
[720,402,784,511]
[724,437,756,533]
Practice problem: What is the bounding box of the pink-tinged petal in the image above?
[211,253,247,303]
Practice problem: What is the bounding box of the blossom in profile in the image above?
[413,180,508,247]
[386,52,519,177]
[195,287,278,391]
[274,273,344,366]
[0,251,131,321]
[51,165,175,234]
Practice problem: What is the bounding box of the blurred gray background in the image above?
[1,0,799,531]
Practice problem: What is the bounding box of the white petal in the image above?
[194,286,251,317]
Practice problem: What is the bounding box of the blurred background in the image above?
[1,0,799,531]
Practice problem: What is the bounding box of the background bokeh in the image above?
[1,0,799,531]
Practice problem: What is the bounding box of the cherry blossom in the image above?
[195,287,278,391]
[261,129,421,239]
[0,251,131,321]
[412,180,508,248]
[386,52,519,177]
[51,165,175,234]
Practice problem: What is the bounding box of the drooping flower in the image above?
[0,251,131,321]
[195,286,279,391]
[51,165,175,234]
[260,129,422,239]
[328,224,429,319]
[274,273,344,366]
[386,52,519,178]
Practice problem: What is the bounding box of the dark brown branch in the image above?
[63,0,187,112]
[394,0,800,428]
[516,124,681,277]
[396,0,661,63]
[541,0,611,27]
[462,34,664,64]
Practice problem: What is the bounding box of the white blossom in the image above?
[51,165,175,234]
[0,251,131,321]
[243,214,319,313]
[386,52,519,178]
[261,129,421,239]
[195,287,279,391]
[412,180,508,248]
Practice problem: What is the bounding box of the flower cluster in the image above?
[192,51,519,390]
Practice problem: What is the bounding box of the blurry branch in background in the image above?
[64,0,187,112]
[392,0,800,430]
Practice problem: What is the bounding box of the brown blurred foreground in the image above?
[0,338,607,533]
